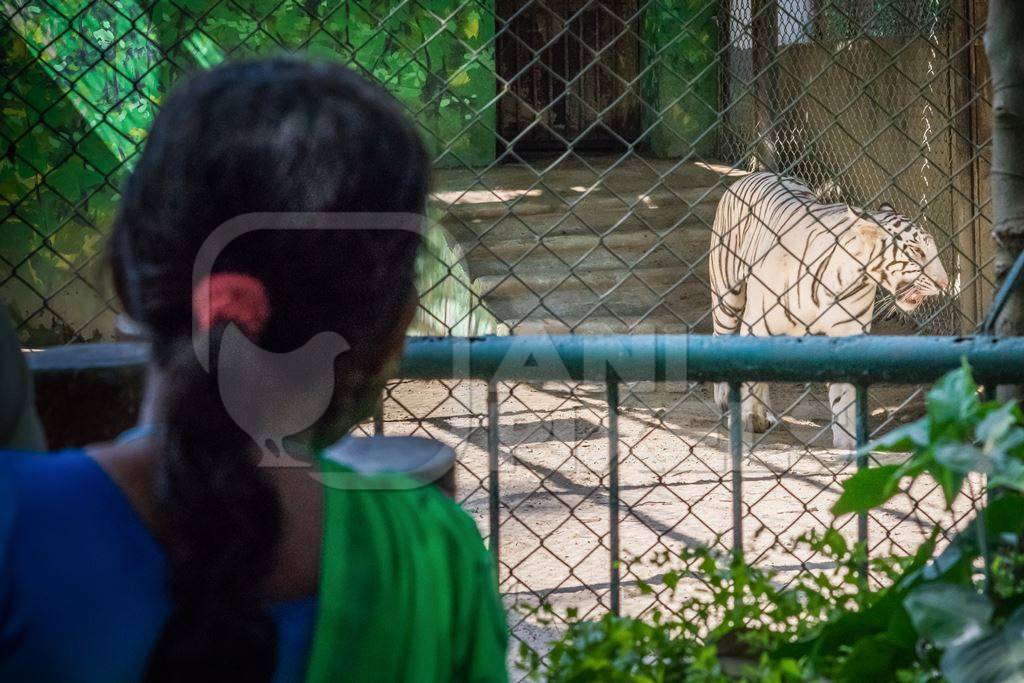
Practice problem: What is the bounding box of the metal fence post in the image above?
[487,381,500,569]
[728,383,744,557]
[855,385,870,582]
[373,394,384,436]
[607,379,621,616]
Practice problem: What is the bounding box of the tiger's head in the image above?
[848,203,950,312]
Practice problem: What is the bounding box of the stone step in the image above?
[439,186,723,243]
[474,277,713,333]
[433,156,742,205]
[463,224,711,278]
[512,314,713,335]
[431,158,747,334]
[476,264,710,301]
[440,183,725,222]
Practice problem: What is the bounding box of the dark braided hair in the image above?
[108,59,429,682]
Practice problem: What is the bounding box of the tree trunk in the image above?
[751,0,779,171]
[985,0,1024,398]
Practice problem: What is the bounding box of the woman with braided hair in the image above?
[0,59,507,683]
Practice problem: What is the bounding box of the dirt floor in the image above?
[372,377,984,664]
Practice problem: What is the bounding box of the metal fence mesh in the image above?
[721,0,991,336]
[1,0,995,673]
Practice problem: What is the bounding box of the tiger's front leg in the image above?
[829,382,857,450]
[715,382,773,433]
[736,291,778,434]
[744,382,773,433]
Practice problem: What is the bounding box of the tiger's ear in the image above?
[878,202,895,213]
[852,221,883,250]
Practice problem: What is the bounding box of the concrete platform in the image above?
[433,155,747,334]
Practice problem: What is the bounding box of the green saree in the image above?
[306,449,508,682]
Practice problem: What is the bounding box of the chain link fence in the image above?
[1,0,995,672]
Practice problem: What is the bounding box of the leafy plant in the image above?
[522,361,1024,682]
[641,0,717,158]
[834,360,1024,516]
[2,0,498,344]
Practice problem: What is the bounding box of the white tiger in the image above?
[709,172,950,449]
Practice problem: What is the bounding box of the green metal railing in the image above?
[396,332,1024,611]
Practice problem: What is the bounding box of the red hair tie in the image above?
[192,272,270,339]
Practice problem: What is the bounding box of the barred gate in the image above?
[1,0,998,671]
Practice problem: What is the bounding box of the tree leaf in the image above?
[903,583,992,648]
[987,457,1024,493]
[941,606,1024,683]
[832,465,902,516]
[865,418,931,453]
[934,443,989,474]
[822,527,848,557]
[835,634,904,682]
[977,400,1020,449]
[926,361,980,434]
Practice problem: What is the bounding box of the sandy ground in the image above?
[368,378,984,668]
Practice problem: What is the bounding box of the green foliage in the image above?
[534,610,702,682]
[641,0,717,158]
[2,0,497,343]
[413,218,500,336]
[3,0,722,342]
[520,531,880,682]
[831,464,901,515]
[524,362,1024,682]
[833,361,1024,516]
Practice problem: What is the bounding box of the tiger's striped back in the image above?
[710,172,881,337]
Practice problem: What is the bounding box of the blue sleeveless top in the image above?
[0,448,316,682]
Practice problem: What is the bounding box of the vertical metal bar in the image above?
[729,383,743,557]
[855,385,870,582]
[487,381,500,568]
[607,380,621,615]
[372,393,384,436]
[978,383,993,584]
